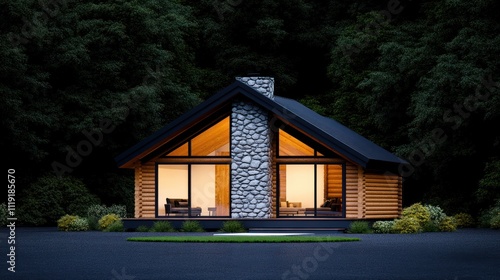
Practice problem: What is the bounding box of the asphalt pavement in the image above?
[0,227,499,280]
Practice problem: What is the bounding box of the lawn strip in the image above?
[127,236,360,243]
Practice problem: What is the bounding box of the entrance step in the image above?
[249,227,346,234]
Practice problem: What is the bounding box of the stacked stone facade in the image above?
[230,77,274,218]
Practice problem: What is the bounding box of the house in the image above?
[115,76,409,229]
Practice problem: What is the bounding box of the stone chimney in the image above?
[230,76,274,218]
[236,76,274,99]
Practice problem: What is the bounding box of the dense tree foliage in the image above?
[1,0,498,224]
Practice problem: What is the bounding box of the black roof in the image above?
[115,80,408,171]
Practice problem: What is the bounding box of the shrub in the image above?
[479,200,500,229]
[402,203,431,227]
[425,205,446,224]
[18,175,99,226]
[68,217,89,231]
[150,221,176,232]
[106,205,127,218]
[181,221,205,232]
[490,215,500,229]
[422,221,440,232]
[98,214,120,230]
[392,217,421,234]
[57,215,78,231]
[220,221,246,233]
[136,225,150,232]
[0,203,7,227]
[372,221,395,233]
[87,204,127,230]
[452,213,475,228]
[105,220,124,232]
[348,221,372,233]
[439,216,457,232]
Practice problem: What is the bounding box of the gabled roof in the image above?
[115,80,408,171]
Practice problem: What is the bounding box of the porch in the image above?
[122,217,361,232]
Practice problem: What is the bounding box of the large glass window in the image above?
[158,164,230,217]
[165,117,230,157]
[157,116,231,217]
[157,165,188,216]
[191,164,230,217]
[277,164,343,217]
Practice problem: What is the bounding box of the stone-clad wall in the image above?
[230,77,274,218]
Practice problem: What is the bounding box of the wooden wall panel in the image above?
[279,165,286,202]
[364,173,401,219]
[215,164,230,216]
[134,162,142,218]
[345,162,360,218]
[140,162,156,218]
[325,165,342,199]
[271,138,277,218]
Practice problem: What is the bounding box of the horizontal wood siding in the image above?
[364,173,401,219]
[140,162,156,218]
[345,162,360,218]
[134,163,142,218]
[325,165,342,198]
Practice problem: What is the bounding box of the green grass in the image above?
[127,236,360,243]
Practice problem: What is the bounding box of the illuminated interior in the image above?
[166,117,230,157]
[158,117,231,217]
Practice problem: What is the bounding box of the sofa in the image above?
[279,201,305,216]
[304,198,342,216]
[164,198,202,216]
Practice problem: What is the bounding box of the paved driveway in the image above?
[1,228,499,280]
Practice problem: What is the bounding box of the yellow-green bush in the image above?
[439,216,457,232]
[392,217,421,233]
[402,203,431,227]
[452,213,475,228]
[57,214,78,231]
[98,214,120,230]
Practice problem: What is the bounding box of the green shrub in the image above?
[0,203,7,227]
[490,215,500,229]
[402,203,431,227]
[18,175,99,226]
[87,217,99,231]
[105,220,124,232]
[439,216,457,232]
[392,217,421,233]
[220,221,246,233]
[181,220,205,232]
[372,220,395,233]
[422,220,440,232]
[87,204,127,230]
[98,214,120,230]
[106,205,127,218]
[57,214,78,231]
[425,204,446,224]
[348,221,372,233]
[150,221,176,232]
[479,200,500,229]
[68,217,89,231]
[452,213,475,228]
[136,225,150,232]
